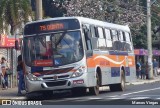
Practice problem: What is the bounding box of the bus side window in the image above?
[117,31,124,51]
[104,28,113,50]
[94,27,99,37]
[118,31,124,41]
[125,32,131,42]
[97,27,106,50]
[123,32,126,41]
[111,30,118,41]
[82,24,92,51]
[90,25,96,37]
[111,29,120,50]
[124,32,132,51]
[90,25,99,50]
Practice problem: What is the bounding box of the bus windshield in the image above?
[23,31,84,67]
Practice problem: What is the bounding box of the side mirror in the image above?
[86,50,93,57]
[15,40,19,50]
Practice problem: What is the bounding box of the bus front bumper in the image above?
[26,77,88,93]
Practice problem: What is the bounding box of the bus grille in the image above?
[43,75,69,80]
[45,80,67,87]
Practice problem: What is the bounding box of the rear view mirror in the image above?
[15,40,19,50]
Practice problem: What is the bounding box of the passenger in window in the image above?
[42,41,53,59]
[113,41,121,51]
[124,43,131,51]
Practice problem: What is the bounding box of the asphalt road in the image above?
[39,81,160,105]
[1,79,160,106]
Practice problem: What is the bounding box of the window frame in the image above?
[97,27,105,38]
[111,29,119,41]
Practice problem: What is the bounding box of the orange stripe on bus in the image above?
[87,54,135,68]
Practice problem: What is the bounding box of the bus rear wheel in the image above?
[89,73,100,95]
[118,71,125,91]
[110,70,125,91]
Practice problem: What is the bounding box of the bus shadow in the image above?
[26,88,113,101]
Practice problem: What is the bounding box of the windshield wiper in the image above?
[55,31,67,46]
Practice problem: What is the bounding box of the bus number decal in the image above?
[100,61,110,66]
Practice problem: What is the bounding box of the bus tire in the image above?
[118,70,125,91]
[71,87,86,96]
[89,73,100,95]
[109,70,125,91]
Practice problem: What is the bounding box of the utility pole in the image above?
[147,0,153,79]
[35,0,43,20]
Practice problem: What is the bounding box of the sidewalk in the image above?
[0,75,160,99]
[0,87,26,99]
[129,75,160,85]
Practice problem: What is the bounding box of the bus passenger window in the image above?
[111,30,118,41]
[118,31,124,41]
[111,30,120,50]
[94,27,99,37]
[90,25,96,37]
[83,27,92,50]
[104,29,112,50]
[117,31,124,51]
[125,32,131,42]
[98,27,104,38]
[97,27,106,50]
[124,32,132,51]
[105,29,112,40]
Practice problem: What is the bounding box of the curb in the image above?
[130,80,160,85]
[100,77,160,90]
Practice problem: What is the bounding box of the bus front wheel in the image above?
[89,73,100,95]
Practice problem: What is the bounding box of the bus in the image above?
[21,17,136,97]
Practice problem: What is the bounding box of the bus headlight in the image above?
[71,67,85,78]
[27,74,42,81]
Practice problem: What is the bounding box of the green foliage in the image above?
[30,0,160,50]
[42,0,67,18]
[132,26,147,49]
[0,0,33,35]
[133,0,160,49]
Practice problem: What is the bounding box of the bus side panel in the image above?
[101,67,110,85]
[125,54,136,82]
[86,56,97,87]
[125,66,136,82]
[86,53,136,86]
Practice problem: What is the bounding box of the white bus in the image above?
[21,17,136,97]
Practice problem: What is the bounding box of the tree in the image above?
[41,0,160,49]
[0,0,33,35]
[42,0,67,18]
[138,0,160,49]
[132,25,147,49]
[64,0,146,29]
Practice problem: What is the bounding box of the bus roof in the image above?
[25,16,130,32]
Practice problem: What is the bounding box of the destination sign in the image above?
[24,19,80,35]
[39,23,64,31]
